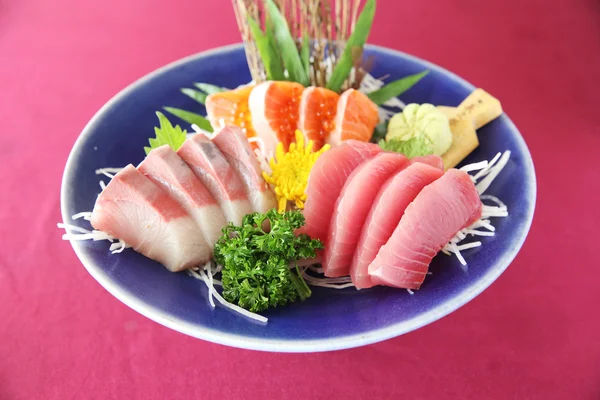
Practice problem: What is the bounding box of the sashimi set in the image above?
[59,0,513,322]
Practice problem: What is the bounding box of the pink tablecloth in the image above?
[1,0,599,399]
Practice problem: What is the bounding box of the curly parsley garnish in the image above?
[213,210,323,313]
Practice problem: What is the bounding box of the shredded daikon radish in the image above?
[442,151,511,267]
[406,289,414,295]
[58,221,114,242]
[464,229,495,237]
[302,273,355,289]
[450,242,467,266]
[473,152,502,181]
[189,268,267,323]
[57,222,92,235]
[72,212,93,221]
[94,167,123,174]
[202,269,216,309]
[109,239,129,254]
[99,180,106,191]
[95,168,123,179]
[456,241,482,251]
[480,195,506,209]
[476,151,511,195]
[307,265,324,274]
[211,263,223,275]
[460,160,488,173]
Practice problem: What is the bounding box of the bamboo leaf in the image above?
[163,107,213,132]
[301,33,310,76]
[367,70,429,105]
[193,83,226,94]
[327,0,376,92]
[265,0,309,86]
[180,88,207,104]
[370,120,389,143]
[265,14,285,80]
[248,16,284,80]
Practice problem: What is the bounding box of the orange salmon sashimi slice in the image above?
[298,87,340,150]
[327,89,379,147]
[248,81,304,157]
[205,85,256,139]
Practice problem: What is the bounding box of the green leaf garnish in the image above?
[378,136,434,158]
[301,32,310,76]
[265,0,309,86]
[368,70,429,105]
[371,120,389,143]
[264,13,286,81]
[144,112,187,155]
[193,82,226,94]
[248,16,285,81]
[214,210,322,312]
[163,106,213,133]
[180,88,207,105]
[326,0,376,92]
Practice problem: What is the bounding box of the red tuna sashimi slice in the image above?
[350,162,444,288]
[368,169,482,289]
[177,134,253,225]
[90,165,210,271]
[211,125,277,213]
[138,145,227,247]
[410,154,444,170]
[301,140,381,241]
[322,153,409,277]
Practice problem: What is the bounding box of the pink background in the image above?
[1,0,599,399]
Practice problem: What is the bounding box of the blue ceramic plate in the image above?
[61,44,536,352]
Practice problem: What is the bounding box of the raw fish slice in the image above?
[138,145,226,247]
[323,153,409,277]
[327,89,379,146]
[298,87,339,150]
[248,81,304,156]
[350,163,444,288]
[410,154,444,170]
[205,85,256,139]
[211,125,277,213]
[368,169,482,289]
[177,134,252,225]
[91,165,210,271]
[301,140,381,241]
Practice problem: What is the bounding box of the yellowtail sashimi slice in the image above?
[90,165,210,271]
[177,135,252,225]
[211,125,277,214]
[138,145,227,247]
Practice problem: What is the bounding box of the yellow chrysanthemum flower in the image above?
[263,130,330,212]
